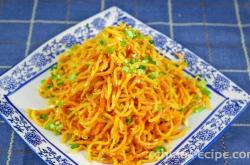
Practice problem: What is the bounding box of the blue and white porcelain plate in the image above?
[0,7,249,165]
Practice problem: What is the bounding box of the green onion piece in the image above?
[69,73,77,81]
[198,79,207,87]
[40,114,48,120]
[156,104,165,112]
[159,71,166,75]
[193,94,200,100]
[138,65,146,70]
[45,120,55,130]
[120,40,126,47]
[70,45,78,51]
[154,146,166,153]
[131,58,139,64]
[50,64,58,71]
[177,108,184,112]
[148,72,159,79]
[137,65,146,74]
[57,81,64,86]
[85,23,90,29]
[194,106,206,113]
[125,29,136,39]
[201,87,211,98]
[70,143,79,149]
[57,100,64,107]
[148,151,157,160]
[143,56,156,65]
[47,84,53,90]
[85,63,90,68]
[99,39,106,46]
[149,40,154,44]
[41,79,46,84]
[123,66,130,73]
[125,118,132,125]
[107,47,114,54]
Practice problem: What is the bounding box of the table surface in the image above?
[0,0,250,165]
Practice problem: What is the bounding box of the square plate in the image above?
[0,7,249,165]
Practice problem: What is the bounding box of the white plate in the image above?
[0,7,249,165]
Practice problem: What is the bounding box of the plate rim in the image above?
[0,6,249,165]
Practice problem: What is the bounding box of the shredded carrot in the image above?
[28,23,211,165]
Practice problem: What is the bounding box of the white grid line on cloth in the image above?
[100,0,105,11]
[6,131,15,165]
[0,66,12,69]
[168,0,174,38]
[0,20,29,23]
[232,123,250,127]
[234,0,250,80]
[36,20,78,24]
[0,120,4,123]
[219,69,249,73]
[24,0,38,57]
[0,19,250,27]
[200,1,212,63]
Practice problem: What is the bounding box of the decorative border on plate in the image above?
[0,6,249,165]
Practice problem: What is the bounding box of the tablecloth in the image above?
[0,0,250,165]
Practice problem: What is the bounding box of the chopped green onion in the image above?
[137,65,146,74]
[85,23,90,29]
[125,29,136,39]
[41,79,46,84]
[143,56,156,65]
[123,66,130,73]
[39,114,48,120]
[201,87,211,97]
[125,118,132,125]
[85,63,90,68]
[69,73,77,81]
[99,39,106,46]
[107,47,114,54]
[131,58,139,64]
[57,81,64,86]
[193,94,200,100]
[47,84,53,90]
[149,40,154,44]
[159,71,166,75]
[148,151,157,160]
[70,45,78,51]
[45,120,55,130]
[154,146,166,153]
[120,40,126,47]
[70,143,79,149]
[148,72,159,79]
[198,79,207,87]
[156,104,164,112]
[50,64,58,71]
[57,100,64,107]
[177,108,184,112]
[194,106,206,113]
[138,65,146,70]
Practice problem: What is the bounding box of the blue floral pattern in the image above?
[0,101,13,116]
[0,76,17,91]
[122,17,135,27]
[213,74,230,92]
[91,18,106,30]
[25,132,42,147]
[222,101,241,116]
[153,34,167,48]
[0,7,249,165]
[196,129,215,141]
[60,34,78,48]
[29,53,50,69]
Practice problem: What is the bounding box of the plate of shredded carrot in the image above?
[0,7,249,165]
